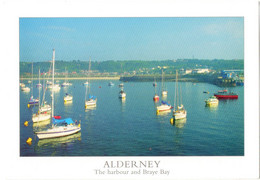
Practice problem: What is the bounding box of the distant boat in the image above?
[84,81,89,86]
[203,91,209,94]
[205,96,219,106]
[36,69,42,88]
[119,83,124,87]
[61,68,72,87]
[214,90,238,99]
[21,87,30,92]
[48,84,61,91]
[64,93,73,102]
[46,80,52,85]
[85,57,97,108]
[35,49,80,140]
[153,77,159,101]
[153,94,159,101]
[28,62,39,107]
[108,82,114,86]
[156,101,172,113]
[20,83,25,88]
[153,77,157,87]
[172,70,187,120]
[161,69,167,96]
[119,88,126,99]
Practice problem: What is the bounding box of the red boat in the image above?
[153,94,159,101]
[214,91,238,99]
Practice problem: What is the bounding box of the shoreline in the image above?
[20,77,120,80]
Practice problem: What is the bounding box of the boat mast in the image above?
[174,70,178,111]
[52,49,55,118]
[161,69,163,92]
[88,57,91,95]
[31,62,33,97]
[38,69,41,110]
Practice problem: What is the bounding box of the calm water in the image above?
[20,80,244,156]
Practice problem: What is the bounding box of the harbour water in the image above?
[20,80,244,156]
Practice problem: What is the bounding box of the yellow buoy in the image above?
[27,104,30,108]
[26,137,32,145]
[170,118,174,125]
[24,121,29,126]
[156,110,159,114]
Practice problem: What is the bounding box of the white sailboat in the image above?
[36,69,42,88]
[32,69,51,123]
[172,70,187,120]
[21,86,30,92]
[64,93,73,102]
[61,68,72,87]
[161,69,167,96]
[28,62,39,107]
[119,87,126,99]
[36,49,81,139]
[205,96,219,106]
[85,57,97,108]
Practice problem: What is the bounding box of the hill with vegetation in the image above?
[20,59,244,77]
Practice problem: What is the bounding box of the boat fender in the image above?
[27,104,30,108]
[26,137,32,145]
[78,124,81,128]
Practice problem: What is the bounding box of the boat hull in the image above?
[36,126,81,139]
[173,110,187,120]
[119,93,126,99]
[153,96,159,101]
[157,105,172,112]
[64,96,73,102]
[85,99,97,107]
[214,94,238,99]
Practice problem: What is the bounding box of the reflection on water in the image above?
[205,104,218,112]
[120,98,126,112]
[156,110,171,116]
[36,132,81,148]
[85,105,97,111]
[64,101,73,106]
[171,118,187,128]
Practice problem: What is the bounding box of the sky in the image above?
[19,17,244,62]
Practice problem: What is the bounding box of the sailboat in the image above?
[36,49,81,139]
[153,77,159,101]
[32,69,51,123]
[172,70,187,120]
[161,69,167,96]
[28,62,39,107]
[64,93,73,102]
[85,57,97,108]
[61,68,72,87]
[119,87,126,99]
[36,69,42,88]
[156,100,172,113]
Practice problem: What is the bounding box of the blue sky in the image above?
[19,17,244,62]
